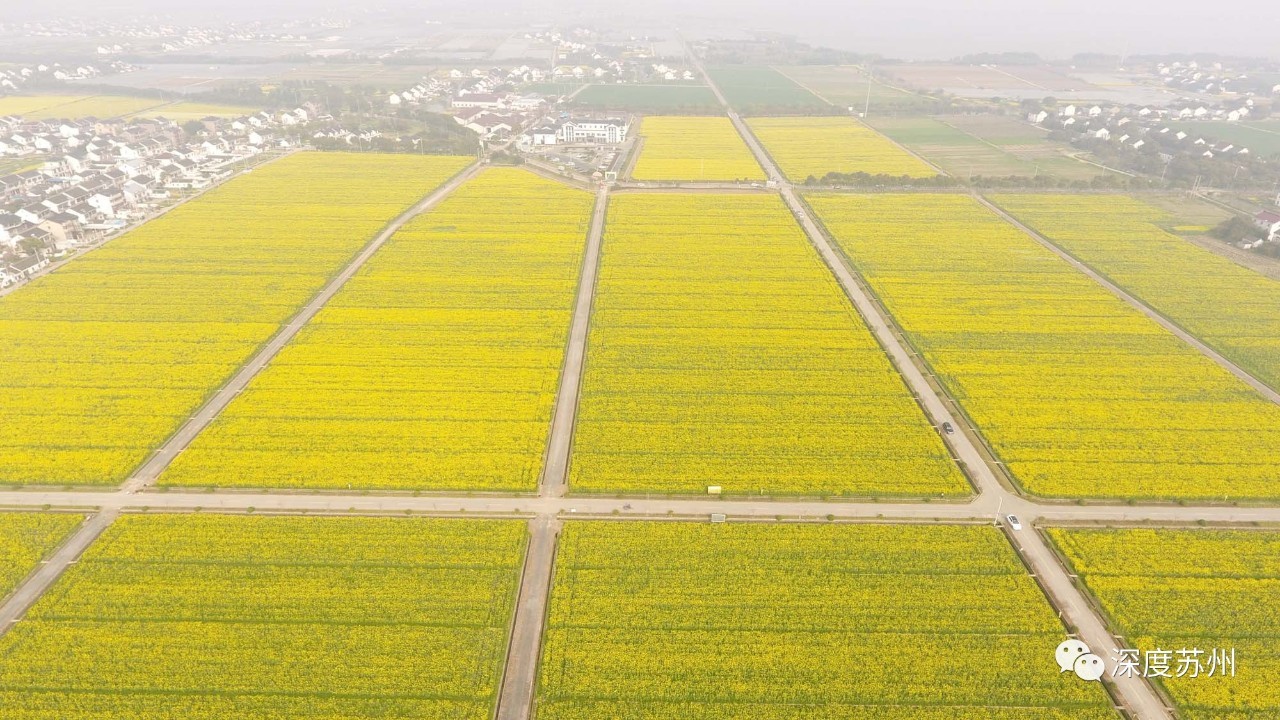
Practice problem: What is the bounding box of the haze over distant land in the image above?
[8,0,1278,60]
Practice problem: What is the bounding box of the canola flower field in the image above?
[0,514,526,720]
[991,194,1280,392]
[0,512,82,598]
[569,193,967,496]
[807,193,1280,500]
[1049,528,1280,719]
[0,94,166,119]
[536,522,1116,720]
[0,94,253,120]
[160,168,592,491]
[630,116,765,182]
[748,116,937,181]
[0,152,472,486]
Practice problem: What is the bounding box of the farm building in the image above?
[1254,211,1280,241]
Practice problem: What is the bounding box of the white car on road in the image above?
[1005,514,1023,531]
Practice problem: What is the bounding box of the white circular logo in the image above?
[1055,639,1091,673]
[1074,653,1105,682]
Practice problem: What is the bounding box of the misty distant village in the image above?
[3,21,1280,283]
[0,28,696,284]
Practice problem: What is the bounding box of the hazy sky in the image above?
[9,0,1279,60]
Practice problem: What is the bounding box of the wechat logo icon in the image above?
[1056,640,1105,681]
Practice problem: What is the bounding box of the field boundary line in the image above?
[119,158,486,493]
[794,193,1022,497]
[620,133,644,181]
[540,186,608,497]
[776,185,1001,496]
[978,193,1280,405]
[770,65,834,105]
[495,516,561,720]
[863,117,950,177]
[1063,152,1136,177]
[853,64,932,99]
[0,509,118,639]
[1184,233,1280,281]
[6,490,1280,521]
[700,49,1178,718]
[931,117,1037,176]
[518,160,595,190]
[695,44,1005,502]
[1010,523,1174,719]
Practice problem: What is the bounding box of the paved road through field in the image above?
[5,490,1280,524]
[693,52,1176,720]
[495,516,561,720]
[978,193,1280,404]
[541,187,608,498]
[0,510,117,637]
[119,160,486,493]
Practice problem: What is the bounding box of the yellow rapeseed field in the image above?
[0,152,473,485]
[160,168,592,491]
[630,115,765,182]
[0,512,82,597]
[808,193,1280,500]
[0,95,167,119]
[748,116,937,180]
[537,522,1114,720]
[0,514,525,720]
[993,194,1280,392]
[0,94,255,120]
[1049,528,1280,719]
[569,192,968,496]
[0,95,97,117]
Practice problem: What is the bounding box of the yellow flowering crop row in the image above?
[631,116,765,182]
[569,192,967,496]
[1049,528,1280,718]
[748,116,937,181]
[0,152,472,486]
[536,522,1114,719]
[0,94,165,119]
[0,514,525,720]
[808,193,1280,500]
[0,512,82,597]
[160,168,592,491]
[992,194,1280,391]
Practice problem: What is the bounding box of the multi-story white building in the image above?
[556,117,629,144]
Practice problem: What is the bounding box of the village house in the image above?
[1254,211,1280,242]
[3,254,49,285]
